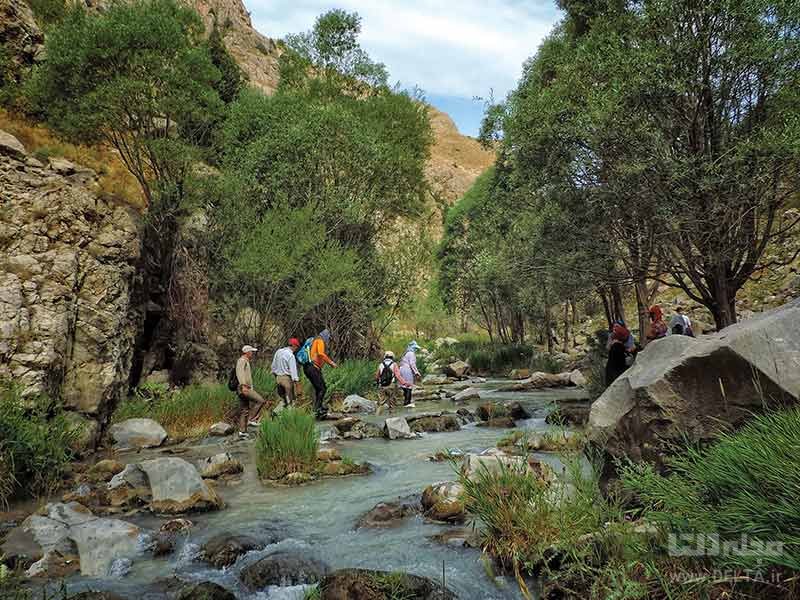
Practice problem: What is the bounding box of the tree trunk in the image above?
[562,302,570,354]
[610,284,626,323]
[634,279,650,348]
[599,288,614,330]
[710,268,737,330]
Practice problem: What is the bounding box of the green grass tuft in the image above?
[255,407,319,480]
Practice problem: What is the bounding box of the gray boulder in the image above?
[589,300,800,467]
[342,394,377,414]
[240,551,329,590]
[108,419,167,450]
[201,533,262,569]
[443,361,470,379]
[383,417,415,440]
[139,458,222,514]
[421,374,449,386]
[68,517,143,577]
[452,387,481,403]
[107,464,151,507]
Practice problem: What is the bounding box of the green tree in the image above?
[25,0,223,204]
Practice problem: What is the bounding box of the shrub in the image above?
[113,383,237,440]
[621,406,800,571]
[433,340,558,375]
[298,359,376,401]
[255,408,319,480]
[0,383,79,506]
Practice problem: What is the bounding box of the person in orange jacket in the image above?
[304,328,337,419]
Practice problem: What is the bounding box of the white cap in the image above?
[242,345,258,353]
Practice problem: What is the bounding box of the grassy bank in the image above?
[0,383,79,506]
[255,407,319,480]
[459,407,800,599]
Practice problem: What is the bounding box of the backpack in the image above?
[378,359,395,387]
[295,337,314,365]
[227,366,239,392]
[672,322,684,335]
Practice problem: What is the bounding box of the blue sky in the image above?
[247,1,562,137]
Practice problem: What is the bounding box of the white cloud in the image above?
[247,0,560,100]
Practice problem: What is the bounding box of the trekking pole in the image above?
[442,559,446,596]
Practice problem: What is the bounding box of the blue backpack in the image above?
[295,337,314,365]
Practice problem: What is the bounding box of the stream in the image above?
[52,382,590,600]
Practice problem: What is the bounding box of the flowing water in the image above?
[56,382,590,600]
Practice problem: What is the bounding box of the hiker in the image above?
[607,320,635,353]
[605,335,628,386]
[398,341,422,408]
[271,338,301,410]
[235,345,267,437]
[299,329,337,419]
[646,305,668,341]
[375,351,408,410]
[669,307,694,337]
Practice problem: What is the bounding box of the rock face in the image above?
[139,458,223,514]
[239,551,329,590]
[589,300,800,467]
[320,568,456,600]
[109,418,167,450]
[0,131,141,438]
[0,0,44,84]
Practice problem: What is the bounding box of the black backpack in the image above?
[672,323,684,335]
[227,366,239,392]
[378,359,395,387]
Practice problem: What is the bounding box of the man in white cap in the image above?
[236,344,266,437]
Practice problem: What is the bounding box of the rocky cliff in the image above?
[0,131,141,444]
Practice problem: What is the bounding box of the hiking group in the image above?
[228,330,423,438]
[605,304,694,386]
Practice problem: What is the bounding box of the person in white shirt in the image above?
[669,307,693,336]
[236,345,266,436]
[272,338,301,409]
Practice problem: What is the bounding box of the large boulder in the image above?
[107,464,151,507]
[239,551,329,590]
[68,517,143,577]
[383,417,415,440]
[320,568,456,600]
[342,394,377,414]
[108,419,167,451]
[138,458,222,514]
[589,300,800,467]
[421,374,449,386]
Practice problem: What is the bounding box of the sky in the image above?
[247,0,562,137]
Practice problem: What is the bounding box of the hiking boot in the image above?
[405,403,416,408]
[248,420,260,427]
[238,431,250,439]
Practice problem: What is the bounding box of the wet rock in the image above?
[342,395,377,414]
[139,458,222,514]
[285,472,314,485]
[383,417,415,440]
[26,548,80,578]
[357,499,420,528]
[455,408,476,423]
[476,402,508,421]
[505,401,530,420]
[443,361,470,379]
[201,533,262,569]
[427,448,463,462]
[495,371,579,392]
[108,419,167,451]
[89,459,125,482]
[462,453,526,481]
[320,461,370,477]
[68,517,143,577]
[239,551,329,590]
[107,464,151,508]
[148,533,175,557]
[208,422,234,436]
[421,482,466,524]
[320,426,341,442]
[176,582,236,600]
[196,453,243,479]
[428,528,481,549]
[1,515,72,568]
[159,518,193,533]
[476,416,516,428]
[452,387,480,403]
[409,414,461,433]
[546,398,592,427]
[509,368,530,380]
[320,568,456,600]
[421,374,449,386]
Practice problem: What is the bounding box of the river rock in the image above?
[1,515,73,568]
[476,403,509,421]
[462,453,525,481]
[196,453,243,479]
[201,533,262,569]
[160,518,193,533]
[547,397,592,426]
[383,417,415,440]
[107,464,151,508]
[505,401,530,420]
[495,371,577,392]
[320,568,456,600]
[421,374,449,386]
[239,551,329,590]
[68,517,143,577]
[139,458,222,514]
[443,361,470,379]
[589,300,800,469]
[477,416,516,428]
[421,481,465,523]
[509,368,530,380]
[342,395,377,414]
[429,527,481,549]
[318,448,342,462]
[109,419,167,451]
[208,422,234,436]
[409,414,461,433]
[89,459,125,482]
[357,499,419,528]
[175,582,235,600]
[452,387,481,403]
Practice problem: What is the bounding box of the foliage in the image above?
[316,359,376,398]
[255,408,319,480]
[621,406,800,571]
[0,383,79,505]
[25,0,223,203]
[113,383,237,440]
[27,0,66,27]
[433,340,559,374]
